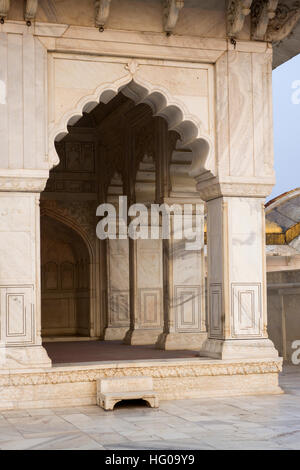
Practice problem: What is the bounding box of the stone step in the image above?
[97,376,159,410]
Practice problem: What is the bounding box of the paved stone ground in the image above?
[0,365,300,450]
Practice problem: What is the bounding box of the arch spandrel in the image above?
[48,62,214,181]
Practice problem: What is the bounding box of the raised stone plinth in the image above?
[97,376,159,410]
[0,357,283,411]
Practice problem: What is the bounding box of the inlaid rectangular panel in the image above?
[139,288,162,329]
[0,286,34,345]
[175,286,201,332]
[7,294,25,336]
[209,283,223,337]
[231,283,262,337]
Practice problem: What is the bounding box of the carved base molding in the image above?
[104,326,129,341]
[0,345,52,370]
[0,358,283,410]
[124,329,162,345]
[156,332,207,351]
[200,338,279,360]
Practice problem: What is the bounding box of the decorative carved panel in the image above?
[231,283,262,337]
[209,283,223,337]
[175,286,201,332]
[0,286,34,345]
[139,288,162,329]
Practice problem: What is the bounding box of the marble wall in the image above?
[0,33,47,171]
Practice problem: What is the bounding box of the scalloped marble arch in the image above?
[48,75,213,179]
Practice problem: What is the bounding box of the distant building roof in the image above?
[266,188,300,245]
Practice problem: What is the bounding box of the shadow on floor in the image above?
[43,340,199,364]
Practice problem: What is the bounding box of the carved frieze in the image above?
[0,359,283,387]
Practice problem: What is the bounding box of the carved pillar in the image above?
[199,193,278,360]
[156,200,207,350]
[0,179,51,369]
[104,237,130,340]
[0,32,51,369]
[125,236,164,346]
[192,47,279,360]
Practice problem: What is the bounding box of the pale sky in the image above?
[269,53,300,201]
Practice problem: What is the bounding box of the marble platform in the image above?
[0,356,282,411]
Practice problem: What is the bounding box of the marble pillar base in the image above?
[0,346,52,370]
[124,329,162,345]
[200,338,279,360]
[104,327,129,341]
[156,332,207,350]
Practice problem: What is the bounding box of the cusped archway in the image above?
[49,76,213,181]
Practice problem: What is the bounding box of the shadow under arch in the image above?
[40,209,95,339]
[48,76,213,180]
[41,207,95,263]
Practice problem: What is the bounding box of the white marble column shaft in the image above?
[201,196,278,360]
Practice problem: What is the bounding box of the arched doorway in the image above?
[41,215,91,339]
[43,86,206,356]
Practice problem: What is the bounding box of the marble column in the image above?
[156,201,207,350]
[0,182,52,370]
[125,237,164,345]
[104,238,130,340]
[200,195,278,360]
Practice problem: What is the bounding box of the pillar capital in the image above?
[195,176,275,202]
[0,169,49,193]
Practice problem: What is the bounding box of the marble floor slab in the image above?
[1,365,300,450]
